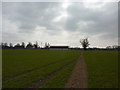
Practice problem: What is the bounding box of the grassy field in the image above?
[40,62,76,88]
[2,49,118,88]
[2,49,80,88]
[84,51,118,88]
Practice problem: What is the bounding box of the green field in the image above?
[84,51,118,88]
[3,49,80,88]
[2,49,118,88]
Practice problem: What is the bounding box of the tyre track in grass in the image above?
[28,60,76,88]
[3,58,68,82]
[65,53,88,88]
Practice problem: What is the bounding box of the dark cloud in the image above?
[2,2,118,47]
[3,2,63,32]
[65,2,118,38]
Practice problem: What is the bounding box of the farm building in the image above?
[50,46,69,50]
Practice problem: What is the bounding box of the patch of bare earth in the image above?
[65,53,88,88]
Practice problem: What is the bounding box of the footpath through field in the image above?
[65,53,88,88]
[28,53,88,88]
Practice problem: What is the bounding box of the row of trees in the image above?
[0,38,119,50]
[0,42,50,49]
[1,38,89,50]
[106,45,120,49]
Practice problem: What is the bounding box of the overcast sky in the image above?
[2,1,118,48]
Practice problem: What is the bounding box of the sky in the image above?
[1,0,119,48]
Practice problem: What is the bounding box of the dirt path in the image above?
[65,53,88,88]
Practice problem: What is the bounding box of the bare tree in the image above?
[48,43,50,48]
[26,42,34,49]
[34,41,39,49]
[9,43,13,48]
[21,42,25,48]
[45,42,48,48]
[80,38,90,50]
[45,42,50,49]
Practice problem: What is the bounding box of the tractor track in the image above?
[3,58,67,82]
[28,60,75,88]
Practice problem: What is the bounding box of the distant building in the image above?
[50,46,69,50]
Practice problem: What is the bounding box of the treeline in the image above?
[70,45,120,50]
[105,45,120,50]
[0,42,50,49]
[0,41,119,50]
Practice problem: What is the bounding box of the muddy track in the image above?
[28,60,75,88]
[65,53,88,88]
[3,58,67,82]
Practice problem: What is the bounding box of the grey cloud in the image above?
[3,2,63,32]
[65,2,118,39]
[2,2,118,47]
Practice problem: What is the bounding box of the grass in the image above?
[84,51,118,88]
[40,61,76,88]
[3,49,80,78]
[3,49,80,88]
[3,49,118,88]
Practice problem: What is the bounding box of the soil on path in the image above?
[65,53,88,88]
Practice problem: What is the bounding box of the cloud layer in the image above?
[2,2,118,47]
